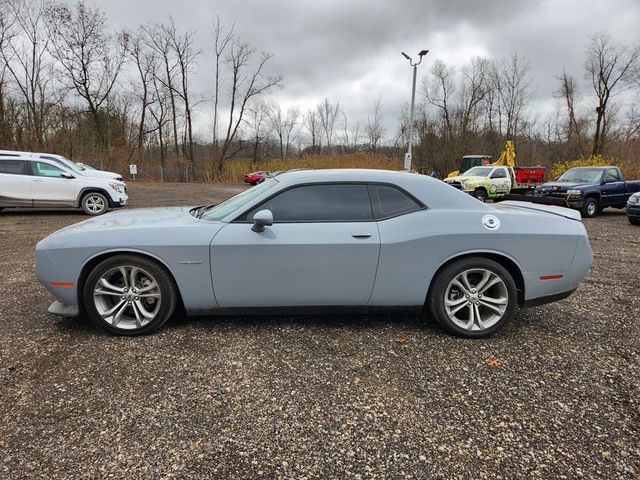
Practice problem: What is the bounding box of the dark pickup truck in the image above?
[529,166,640,218]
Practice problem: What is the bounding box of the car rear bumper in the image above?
[521,288,577,308]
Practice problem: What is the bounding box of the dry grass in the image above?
[550,155,640,179]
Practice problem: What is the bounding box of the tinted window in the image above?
[368,184,422,219]
[0,159,27,175]
[491,169,507,178]
[32,161,66,178]
[245,184,373,222]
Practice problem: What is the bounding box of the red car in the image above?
[244,171,270,185]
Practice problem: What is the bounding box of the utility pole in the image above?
[402,50,429,171]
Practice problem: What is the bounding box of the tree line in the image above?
[0,0,638,180]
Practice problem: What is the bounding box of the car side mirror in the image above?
[251,209,273,232]
[61,172,74,179]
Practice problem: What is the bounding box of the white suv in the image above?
[0,150,123,181]
[0,157,127,215]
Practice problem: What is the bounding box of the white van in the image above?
[0,150,124,181]
[0,157,127,215]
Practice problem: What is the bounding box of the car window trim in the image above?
[232,181,426,224]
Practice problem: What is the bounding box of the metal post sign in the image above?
[129,165,138,177]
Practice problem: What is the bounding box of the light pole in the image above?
[402,49,429,171]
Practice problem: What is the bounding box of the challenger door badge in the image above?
[482,215,500,230]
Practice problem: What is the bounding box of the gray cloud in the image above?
[89,0,640,140]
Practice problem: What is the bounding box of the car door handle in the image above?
[32,179,44,183]
[351,233,372,239]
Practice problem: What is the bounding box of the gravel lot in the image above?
[1,182,638,479]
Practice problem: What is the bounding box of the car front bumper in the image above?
[626,205,640,218]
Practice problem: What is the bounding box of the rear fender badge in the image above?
[482,215,500,230]
[179,260,202,265]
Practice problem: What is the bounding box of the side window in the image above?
[368,184,423,220]
[605,168,620,182]
[491,169,506,179]
[32,161,66,178]
[244,184,373,222]
[0,159,27,175]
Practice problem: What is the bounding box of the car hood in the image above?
[538,181,590,191]
[79,170,123,180]
[48,206,204,236]
[445,175,487,184]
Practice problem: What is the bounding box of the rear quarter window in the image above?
[0,159,27,175]
[368,184,424,220]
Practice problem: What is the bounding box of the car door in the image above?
[209,183,380,308]
[30,161,77,206]
[490,168,511,195]
[601,168,625,206]
[0,159,32,206]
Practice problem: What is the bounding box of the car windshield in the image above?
[463,167,492,177]
[199,178,278,221]
[558,168,603,183]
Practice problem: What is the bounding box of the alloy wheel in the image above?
[444,268,509,332]
[93,265,162,330]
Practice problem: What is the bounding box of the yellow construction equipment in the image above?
[446,140,516,178]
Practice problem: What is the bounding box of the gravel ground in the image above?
[1,183,638,479]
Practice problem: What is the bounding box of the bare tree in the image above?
[211,16,233,149]
[303,108,320,153]
[317,98,339,151]
[492,52,531,140]
[0,0,15,147]
[423,59,455,139]
[459,58,488,139]
[124,31,157,155]
[214,40,281,177]
[1,0,62,148]
[244,101,270,164]
[555,70,585,157]
[585,32,640,155]
[164,20,200,174]
[365,99,384,151]
[46,1,127,159]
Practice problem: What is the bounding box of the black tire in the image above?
[472,189,488,202]
[81,192,109,216]
[428,257,518,338]
[581,197,598,218]
[629,217,640,226]
[83,254,178,336]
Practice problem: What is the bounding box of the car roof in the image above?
[571,166,616,169]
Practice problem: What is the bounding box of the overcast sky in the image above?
[89,0,640,141]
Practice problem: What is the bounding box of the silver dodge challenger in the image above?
[35,169,593,338]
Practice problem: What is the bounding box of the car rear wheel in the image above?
[81,192,109,216]
[428,257,517,338]
[83,255,177,336]
[472,189,487,202]
[581,197,598,218]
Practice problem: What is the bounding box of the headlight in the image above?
[109,183,125,193]
[567,189,582,196]
[628,195,640,205]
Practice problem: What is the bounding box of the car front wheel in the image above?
[472,189,488,202]
[629,217,640,226]
[81,192,109,215]
[429,257,517,338]
[581,197,598,218]
[83,255,178,336]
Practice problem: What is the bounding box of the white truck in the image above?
[444,165,546,202]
